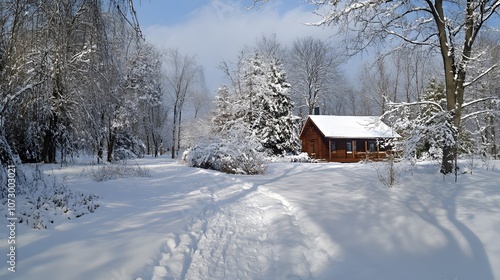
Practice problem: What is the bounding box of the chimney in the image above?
[313,107,320,115]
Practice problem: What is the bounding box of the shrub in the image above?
[89,161,151,182]
[267,152,317,163]
[374,155,405,188]
[113,131,146,161]
[0,165,99,229]
[182,132,267,175]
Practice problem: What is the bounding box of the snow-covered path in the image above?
[149,180,339,280]
[2,158,499,280]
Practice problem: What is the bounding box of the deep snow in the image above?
[1,158,499,280]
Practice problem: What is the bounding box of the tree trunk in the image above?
[177,109,182,157]
[0,133,14,167]
[490,116,497,159]
[441,143,455,174]
[107,127,116,162]
[151,132,158,157]
[434,0,461,174]
[171,103,178,159]
[42,113,57,163]
[97,139,103,164]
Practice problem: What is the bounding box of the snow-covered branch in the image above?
[464,62,500,87]
[386,100,444,111]
[0,81,45,115]
[383,29,438,47]
[462,109,499,120]
[482,0,500,23]
[462,96,500,108]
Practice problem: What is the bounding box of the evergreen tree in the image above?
[254,57,299,155]
[212,85,235,131]
[388,78,455,161]
[236,52,299,155]
[416,79,452,159]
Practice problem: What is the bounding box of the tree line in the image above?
[0,0,210,167]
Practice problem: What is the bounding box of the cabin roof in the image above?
[304,115,400,139]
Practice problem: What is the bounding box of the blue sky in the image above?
[133,0,315,27]
[134,0,219,26]
[132,0,338,92]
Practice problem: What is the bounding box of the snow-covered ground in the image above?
[1,158,499,280]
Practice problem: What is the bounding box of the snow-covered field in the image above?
[1,157,499,280]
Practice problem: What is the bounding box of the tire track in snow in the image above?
[139,179,340,280]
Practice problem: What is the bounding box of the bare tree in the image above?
[189,82,211,119]
[397,48,437,103]
[287,36,344,119]
[164,49,204,159]
[359,48,438,115]
[256,33,287,62]
[0,0,42,165]
[462,34,500,160]
[125,40,166,157]
[360,56,393,115]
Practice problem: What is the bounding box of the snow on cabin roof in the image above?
[307,115,400,139]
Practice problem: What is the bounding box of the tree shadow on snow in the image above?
[401,177,494,280]
[256,162,495,280]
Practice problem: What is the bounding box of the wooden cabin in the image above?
[299,115,400,162]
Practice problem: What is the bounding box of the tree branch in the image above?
[462,96,500,108]
[464,62,500,87]
[462,109,499,120]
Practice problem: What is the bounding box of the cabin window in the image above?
[330,141,336,152]
[369,141,376,152]
[346,140,356,153]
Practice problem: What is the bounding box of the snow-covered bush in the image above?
[183,140,267,175]
[373,155,406,188]
[267,153,317,163]
[182,124,267,175]
[288,153,316,163]
[113,131,146,161]
[88,161,151,182]
[0,165,99,229]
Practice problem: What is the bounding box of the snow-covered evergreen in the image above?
[219,52,299,155]
[245,55,300,155]
[387,79,455,162]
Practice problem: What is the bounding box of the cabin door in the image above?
[309,139,316,158]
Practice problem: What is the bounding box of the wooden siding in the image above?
[300,120,329,160]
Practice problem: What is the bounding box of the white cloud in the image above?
[142,1,338,92]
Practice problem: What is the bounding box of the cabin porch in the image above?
[307,138,391,163]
